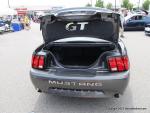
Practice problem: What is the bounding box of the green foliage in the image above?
[106,3,113,9]
[121,0,133,10]
[128,3,134,10]
[95,0,104,8]
[142,0,150,10]
[121,0,129,8]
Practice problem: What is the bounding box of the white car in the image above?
[145,24,150,35]
[0,23,5,34]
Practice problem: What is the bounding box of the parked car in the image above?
[133,9,148,15]
[0,22,5,34]
[30,7,130,98]
[0,20,13,33]
[145,24,150,35]
[124,14,150,30]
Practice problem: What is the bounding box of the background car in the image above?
[0,19,13,33]
[0,20,6,34]
[124,14,150,31]
[145,24,150,35]
[133,9,148,15]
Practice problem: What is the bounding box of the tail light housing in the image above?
[32,55,45,69]
[107,56,129,72]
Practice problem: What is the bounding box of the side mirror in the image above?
[128,19,132,22]
[126,19,132,24]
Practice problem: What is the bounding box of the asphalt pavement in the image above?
[0,23,150,113]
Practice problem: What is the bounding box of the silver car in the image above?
[30,7,130,98]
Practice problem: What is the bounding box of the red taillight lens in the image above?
[108,56,129,72]
[116,57,125,72]
[38,56,45,69]
[32,55,45,69]
[32,55,39,68]
[122,56,129,70]
[108,57,118,71]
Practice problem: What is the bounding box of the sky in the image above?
[0,0,144,9]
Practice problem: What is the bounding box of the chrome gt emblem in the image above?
[66,22,88,31]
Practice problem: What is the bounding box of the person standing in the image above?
[119,10,125,38]
[23,15,30,30]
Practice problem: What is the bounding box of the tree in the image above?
[106,3,112,9]
[86,3,92,7]
[128,3,134,10]
[121,0,130,9]
[95,0,104,8]
[142,0,150,10]
[121,0,133,10]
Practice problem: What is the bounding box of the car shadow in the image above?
[32,87,133,113]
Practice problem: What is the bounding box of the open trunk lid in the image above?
[40,7,120,44]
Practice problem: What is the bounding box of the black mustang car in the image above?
[30,7,130,98]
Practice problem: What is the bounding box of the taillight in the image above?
[122,56,129,70]
[116,57,125,72]
[107,56,129,72]
[108,58,117,71]
[38,56,45,69]
[32,55,45,69]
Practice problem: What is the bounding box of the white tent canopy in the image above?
[0,8,17,16]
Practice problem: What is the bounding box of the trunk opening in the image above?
[46,43,115,68]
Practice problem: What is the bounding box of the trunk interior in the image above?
[47,43,115,68]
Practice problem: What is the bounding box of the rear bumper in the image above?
[30,69,129,98]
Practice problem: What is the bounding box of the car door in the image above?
[143,16,150,26]
[135,15,145,30]
[125,16,138,30]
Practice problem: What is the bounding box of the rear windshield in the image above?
[44,20,115,42]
